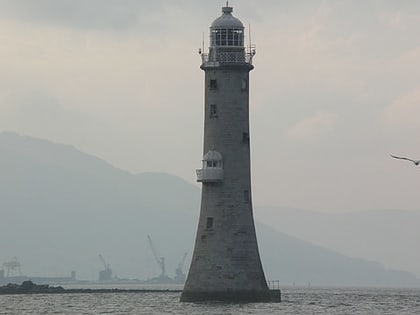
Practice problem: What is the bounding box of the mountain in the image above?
[0,132,200,280]
[0,132,419,287]
[257,206,420,279]
[257,223,418,287]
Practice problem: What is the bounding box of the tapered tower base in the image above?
[180,289,281,303]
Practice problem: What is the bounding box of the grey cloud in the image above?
[0,0,323,32]
[0,0,165,31]
[0,89,92,140]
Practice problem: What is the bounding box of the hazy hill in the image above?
[258,207,420,279]
[0,132,419,287]
[0,132,200,280]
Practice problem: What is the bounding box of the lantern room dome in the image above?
[211,6,244,29]
[203,150,223,162]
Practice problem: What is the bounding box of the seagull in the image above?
[390,154,420,166]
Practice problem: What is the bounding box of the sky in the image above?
[0,0,419,213]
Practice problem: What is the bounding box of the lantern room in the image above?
[200,4,255,66]
[210,6,244,48]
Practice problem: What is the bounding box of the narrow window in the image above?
[242,132,249,144]
[227,29,234,46]
[216,29,221,46]
[221,29,227,46]
[210,104,218,118]
[210,79,217,90]
[211,29,218,46]
[241,79,248,91]
[244,190,250,203]
[206,217,214,229]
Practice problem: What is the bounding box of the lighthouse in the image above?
[181,4,280,302]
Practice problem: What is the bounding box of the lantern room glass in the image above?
[211,28,244,47]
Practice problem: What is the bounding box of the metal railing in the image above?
[267,280,281,290]
[200,49,255,66]
[196,168,224,182]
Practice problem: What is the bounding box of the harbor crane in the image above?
[98,254,112,281]
[2,257,22,277]
[147,235,166,279]
[174,252,188,283]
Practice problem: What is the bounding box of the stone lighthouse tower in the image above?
[181,4,279,302]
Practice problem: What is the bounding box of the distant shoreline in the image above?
[0,281,182,295]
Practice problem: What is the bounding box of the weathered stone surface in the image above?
[181,289,275,303]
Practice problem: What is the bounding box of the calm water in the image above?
[1,287,420,314]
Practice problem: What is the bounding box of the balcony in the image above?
[197,150,224,183]
[196,168,224,183]
[200,46,256,67]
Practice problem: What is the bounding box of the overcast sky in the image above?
[0,0,419,212]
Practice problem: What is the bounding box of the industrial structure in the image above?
[147,235,172,283]
[181,4,280,302]
[98,254,112,281]
[2,257,21,277]
[0,257,77,285]
[174,252,188,283]
[147,235,187,284]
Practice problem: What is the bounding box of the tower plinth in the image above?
[181,5,280,303]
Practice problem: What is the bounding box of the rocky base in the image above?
[0,281,182,295]
[180,289,281,303]
[0,281,65,294]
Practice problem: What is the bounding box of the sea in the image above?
[1,286,420,314]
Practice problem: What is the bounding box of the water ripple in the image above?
[0,287,420,314]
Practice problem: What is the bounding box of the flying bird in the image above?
[390,154,420,166]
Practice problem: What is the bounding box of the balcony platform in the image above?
[196,168,224,182]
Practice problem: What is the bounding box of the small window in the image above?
[210,104,218,118]
[244,190,250,203]
[210,79,217,90]
[207,160,216,167]
[206,217,214,229]
[241,79,248,91]
[242,132,249,144]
